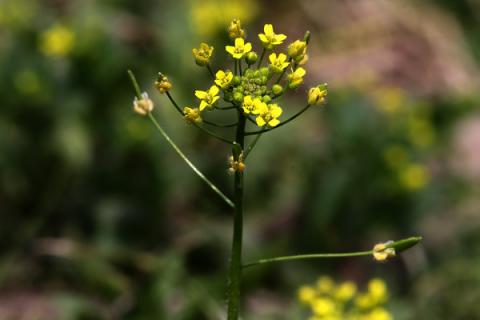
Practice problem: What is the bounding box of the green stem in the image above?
[207,64,215,79]
[245,104,312,136]
[257,48,266,68]
[227,111,246,320]
[238,60,243,76]
[148,113,235,208]
[203,120,238,128]
[243,251,373,269]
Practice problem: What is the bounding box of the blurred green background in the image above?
[1,0,480,319]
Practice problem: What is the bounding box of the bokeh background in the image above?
[1,0,480,319]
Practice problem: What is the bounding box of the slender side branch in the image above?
[207,64,215,79]
[257,48,266,68]
[203,120,238,128]
[245,104,312,136]
[244,134,262,159]
[148,113,235,209]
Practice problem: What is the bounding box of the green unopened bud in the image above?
[260,67,270,77]
[303,30,311,44]
[233,76,241,85]
[272,84,283,95]
[233,92,244,103]
[246,52,258,65]
[262,95,271,103]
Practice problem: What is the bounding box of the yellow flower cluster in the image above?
[39,24,75,57]
[298,276,393,320]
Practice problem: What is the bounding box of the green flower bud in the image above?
[260,67,270,77]
[233,76,242,85]
[272,84,283,95]
[262,95,271,103]
[246,52,258,65]
[233,92,244,103]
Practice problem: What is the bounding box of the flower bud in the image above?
[192,43,214,67]
[233,92,244,103]
[262,95,271,103]
[155,73,172,94]
[228,19,245,40]
[133,92,154,116]
[272,84,283,95]
[373,241,396,262]
[287,40,307,61]
[183,106,202,124]
[246,51,258,65]
[307,83,328,105]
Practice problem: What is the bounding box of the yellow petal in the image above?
[199,101,208,111]
[244,42,252,53]
[234,37,244,47]
[264,24,273,35]
[258,34,268,43]
[295,67,306,77]
[270,104,283,117]
[269,53,277,64]
[256,116,266,127]
[195,90,207,99]
[268,119,280,127]
[209,85,219,96]
[225,46,235,55]
[216,70,225,79]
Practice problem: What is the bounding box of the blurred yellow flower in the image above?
[183,107,202,124]
[312,298,336,316]
[372,87,405,115]
[190,0,258,38]
[383,145,408,169]
[298,285,317,304]
[399,163,430,191]
[228,19,245,39]
[288,67,306,89]
[193,43,214,66]
[368,279,388,303]
[258,24,287,49]
[308,84,328,105]
[39,24,75,57]
[288,39,308,62]
[335,281,357,301]
[408,116,435,148]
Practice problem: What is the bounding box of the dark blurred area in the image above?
[1,0,480,319]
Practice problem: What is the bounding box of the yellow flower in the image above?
[316,276,335,293]
[228,19,245,39]
[155,73,172,94]
[368,279,388,303]
[399,163,430,191]
[183,107,202,124]
[288,40,307,62]
[335,281,357,301]
[258,24,287,49]
[367,308,393,320]
[133,92,154,116]
[195,85,220,111]
[255,103,282,127]
[242,95,262,115]
[269,53,290,73]
[373,241,396,262]
[215,70,233,89]
[192,43,214,66]
[288,67,306,89]
[308,84,328,105]
[312,298,336,316]
[225,37,252,59]
[298,285,316,304]
[39,24,75,57]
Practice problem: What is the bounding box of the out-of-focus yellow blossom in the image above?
[269,53,290,73]
[133,92,154,116]
[373,241,396,262]
[155,74,172,94]
[255,103,282,127]
[308,84,328,105]
[258,24,287,49]
[399,163,430,191]
[366,308,393,320]
[408,116,435,148]
[242,96,261,115]
[335,281,357,301]
[195,85,220,110]
[39,24,75,57]
[183,107,202,124]
[193,43,214,66]
[288,67,306,89]
[288,40,307,62]
[299,276,393,320]
[317,276,335,293]
[372,87,405,114]
[312,298,336,316]
[190,0,258,38]
[215,70,233,89]
[298,285,317,304]
[226,38,252,59]
[228,19,245,39]
[383,145,408,169]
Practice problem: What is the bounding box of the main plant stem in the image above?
[227,111,246,320]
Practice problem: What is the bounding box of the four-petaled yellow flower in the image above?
[269,53,290,73]
[226,38,252,59]
[258,24,287,50]
[242,95,262,115]
[288,67,306,89]
[183,107,202,124]
[255,103,282,127]
[133,92,154,116]
[308,84,328,105]
[195,85,220,111]
[287,40,307,62]
[192,43,214,66]
[215,70,233,89]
